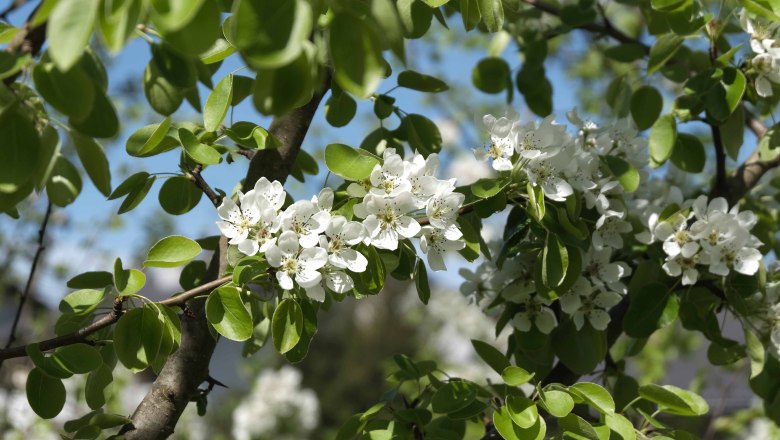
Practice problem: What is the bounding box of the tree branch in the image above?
[0,275,232,362]
[123,71,333,439]
[3,3,45,86]
[187,164,221,207]
[3,201,52,350]
[710,123,727,197]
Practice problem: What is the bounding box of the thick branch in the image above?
[188,164,221,207]
[124,72,332,440]
[710,124,727,196]
[3,202,52,351]
[720,113,780,204]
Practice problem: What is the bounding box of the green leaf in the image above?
[371,0,405,61]
[0,112,40,194]
[126,118,177,157]
[539,389,574,417]
[604,43,647,63]
[354,245,386,295]
[33,124,59,192]
[569,382,615,414]
[630,86,663,131]
[201,38,236,64]
[398,0,433,38]
[516,65,553,117]
[158,176,203,215]
[670,133,705,173]
[721,105,744,160]
[98,0,142,53]
[272,298,304,354]
[85,364,113,410]
[144,61,183,116]
[145,235,202,268]
[397,70,448,93]
[414,259,431,304]
[325,87,357,128]
[651,0,690,11]
[150,43,196,89]
[472,57,510,94]
[204,74,234,132]
[233,0,313,69]
[431,380,476,413]
[506,396,538,429]
[501,366,535,386]
[552,320,606,375]
[26,368,66,419]
[206,286,253,341]
[71,131,111,197]
[284,299,318,363]
[471,339,511,375]
[48,0,98,71]
[59,288,105,315]
[180,128,222,165]
[118,175,156,214]
[53,343,102,374]
[113,306,164,372]
[559,413,599,440]
[70,89,119,138]
[604,155,640,192]
[649,114,677,167]
[648,34,683,75]
[605,413,636,440]
[252,50,315,116]
[639,384,709,416]
[542,234,568,288]
[721,67,746,117]
[403,113,442,155]
[624,283,671,338]
[46,155,83,207]
[324,143,380,181]
[159,0,220,57]
[33,61,95,121]
[66,271,113,289]
[477,0,504,32]
[493,406,546,440]
[330,12,385,98]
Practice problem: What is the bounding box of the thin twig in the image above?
[0,275,232,362]
[3,2,45,86]
[188,164,221,207]
[4,202,52,350]
[0,0,27,20]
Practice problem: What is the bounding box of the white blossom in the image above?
[559,278,622,330]
[362,193,421,250]
[280,200,330,248]
[319,216,368,272]
[266,231,328,291]
[419,226,465,271]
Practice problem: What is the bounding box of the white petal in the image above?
[277,231,299,255]
[588,309,611,331]
[296,269,323,288]
[396,216,422,238]
[276,271,294,290]
[535,308,557,334]
[427,250,447,271]
[305,284,326,302]
[237,238,259,256]
[325,271,354,293]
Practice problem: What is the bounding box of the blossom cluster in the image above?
[648,195,763,285]
[741,9,780,97]
[216,149,465,301]
[469,112,640,333]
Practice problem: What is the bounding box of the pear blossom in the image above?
[425,190,465,230]
[369,149,412,198]
[509,291,557,334]
[475,114,516,171]
[419,226,465,271]
[216,191,268,255]
[525,153,575,201]
[582,247,631,293]
[559,278,622,330]
[662,252,701,286]
[319,216,368,272]
[280,200,330,248]
[305,266,355,302]
[266,231,328,291]
[253,177,286,211]
[592,210,632,250]
[362,193,421,250]
[514,116,564,159]
[702,230,763,277]
[655,214,699,258]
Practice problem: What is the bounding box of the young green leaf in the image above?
[569,382,615,414]
[414,260,430,304]
[604,155,640,192]
[649,114,677,167]
[272,299,304,353]
[180,128,222,165]
[206,286,253,341]
[71,131,111,197]
[397,70,449,93]
[630,86,663,131]
[324,143,380,181]
[670,133,705,173]
[204,74,234,132]
[501,366,535,386]
[330,12,385,98]
[145,235,202,268]
[158,176,203,215]
[471,339,511,375]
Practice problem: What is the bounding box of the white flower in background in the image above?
[752,48,780,97]
[514,116,564,159]
[702,229,763,276]
[566,108,600,136]
[662,252,701,285]
[475,114,516,171]
[584,179,622,213]
[459,262,498,303]
[420,226,465,271]
[583,247,631,293]
[232,366,319,440]
[319,216,368,272]
[566,150,600,192]
[655,214,699,258]
[509,291,557,334]
[280,200,330,248]
[597,119,648,167]
[447,153,494,186]
[559,278,622,330]
[362,193,421,250]
[253,177,286,211]
[216,191,263,255]
[592,210,632,250]
[266,231,328,291]
[369,149,412,198]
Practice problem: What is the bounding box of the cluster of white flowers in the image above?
[646,195,763,285]
[469,112,644,333]
[741,9,780,97]
[216,150,466,301]
[231,366,319,440]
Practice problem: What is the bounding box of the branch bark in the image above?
[122,72,332,439]
[3,4,45,86]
